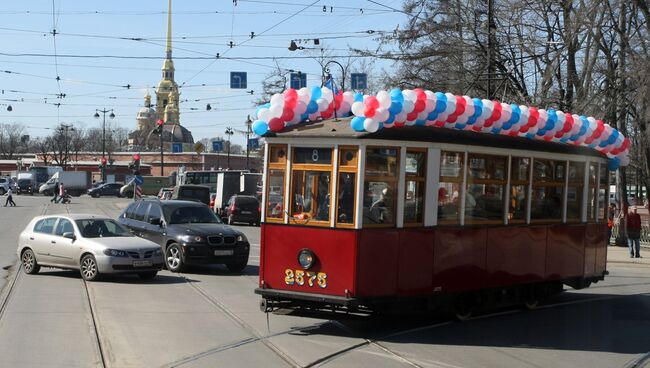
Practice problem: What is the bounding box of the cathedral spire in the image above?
[165,0,172,60]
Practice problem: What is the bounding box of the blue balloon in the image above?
[607,130,619,145]
[351,116,365,132]
[307,100,318,114]
[537,129,546,136]
[492,127,501,134]
[385,113,395,125]
[389,101,403,115]
[578,116,589,136]
[252,120,269,136]
[547,109,557,128]
[427,111,439,121]
[434,92,447,113]
[455,123,466,129]
[354,92,363,102]
[525,133,535,139]
[472,98,483,118]
[300,112,309,121]
[608,158,620,171]
[311,86,322,100]
[390,88,404,103]
[415,119,426,126]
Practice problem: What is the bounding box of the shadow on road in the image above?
[35,269,187,284]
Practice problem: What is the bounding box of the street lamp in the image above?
[225,127,234,169]
[322,60,345,121]
[156,119,165,176]
[94,108,115,182]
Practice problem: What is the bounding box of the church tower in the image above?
[155,0,180,125]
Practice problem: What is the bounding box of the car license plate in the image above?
[241,210,251,214]
[214,250,234,256]
[133,260,152,267]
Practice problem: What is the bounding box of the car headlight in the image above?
[297,248,316,270]
[178,235,204,243]
[103,249,128,257]
[236,234,247,242]
[153,248,162,256]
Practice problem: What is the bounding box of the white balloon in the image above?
[500,103,512,124]
[481,100,494,120]
[270,93,284,106]
[418,111,428,121]
[295,101,307,115]
[257,107,270,121]
[308,113,319,121]
[517,105,529,127]
[342,91,355,105]
[321,88,333,102]
[537,109,548,130]
[298,88,311,103]
[339,102,351,114]
[317,98,329,112]
[395,111,407,122]
[444,93,456,115]
[376,108,389,122]
[402,100,415,114]
[364,118,379,132]
[456,115,469,124]
[436,113,448,123]
[405,119,416,126]
[270,104,283,118]
[425,99,435,113]
[620,155,630,166]
[351,101,365,116]
[424,90,435,100]
[402,89,417,102]
[377,91,391,109]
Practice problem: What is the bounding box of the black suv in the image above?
[118,199,250,273]
[225,195,261,226]
[16,179,34,195]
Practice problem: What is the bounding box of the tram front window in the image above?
[291,171,331,222]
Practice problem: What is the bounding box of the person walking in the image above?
[4,187,16,207]
[607,203,617,244]
[51,181,60,203]
[626,207,642,258]
[57,182,65,204]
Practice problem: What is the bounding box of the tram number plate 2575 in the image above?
[284,269,327,288]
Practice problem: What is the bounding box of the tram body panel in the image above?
[356,229,400,297]
[397,228,435,296]
[583,224,599,276]
[545,224,586,280]
[485,226,547,287]
[432,227,489,293]
[260,224,357,297]
[587,223,608,276]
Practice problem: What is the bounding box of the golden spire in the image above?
[166,0,172,60]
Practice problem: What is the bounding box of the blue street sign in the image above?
[290,72,307,89]
[350,73,367,90]
[172,143,183,153]
[248,138,260,150]
[230,71,247,89]
[212,140,224,152]
[134,175,144,186]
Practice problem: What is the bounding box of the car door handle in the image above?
[51,240,56,244]
[29,237,34,240]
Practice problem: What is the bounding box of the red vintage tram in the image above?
[255,118,609,317]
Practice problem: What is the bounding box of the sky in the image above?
[0,0,406,147]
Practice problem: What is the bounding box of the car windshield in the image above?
[18,180,30,185]
[166,206,223,224]
[75,219,132,238]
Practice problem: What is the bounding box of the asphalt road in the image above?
[0,195,649,368]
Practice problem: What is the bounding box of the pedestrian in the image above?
[626,207,642,258]
[51,181,60,203]
[57,182,65,204]
[607,203,617,244]
[4,187,16,207]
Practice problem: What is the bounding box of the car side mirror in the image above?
[149,218,163,227]
[62,232,76,240]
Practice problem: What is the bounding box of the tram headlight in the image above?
[297,248,316,270]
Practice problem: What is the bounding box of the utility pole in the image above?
[225,127,234,170]
[94,108,115,182]
[245,115,252,170]
[59,124,74,171]
[486,0,496,99]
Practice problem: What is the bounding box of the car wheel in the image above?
[228,215,234,225]
[91,193,99,198]
[21,249,40,274]
[138,271,158,279]
[165,243,184,272]
[80,254,100,281]
[0,188,5,195]
[226,256,248,273]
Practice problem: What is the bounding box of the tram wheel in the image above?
[453,295,473,321]
[524,286,540,310]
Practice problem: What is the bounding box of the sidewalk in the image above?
[607,244,650,265]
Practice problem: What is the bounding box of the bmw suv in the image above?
[117,199,249,273]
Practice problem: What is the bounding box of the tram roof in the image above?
[264,117,607,159]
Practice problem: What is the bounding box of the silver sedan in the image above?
[16,214,164,281]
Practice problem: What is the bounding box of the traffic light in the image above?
[99,156,107,168]
[156,119,164,133]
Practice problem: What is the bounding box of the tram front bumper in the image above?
[255,288,358,308]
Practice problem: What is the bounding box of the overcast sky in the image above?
[0,0,405,146]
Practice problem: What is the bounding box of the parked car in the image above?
[117,199,250,273]
[16,178,34,195]
[158,187,173,200]
[17,214,164,281]
[88,183,123,198]
[171,185,210,206]
[225,195,261,226]
[0,177,15,195]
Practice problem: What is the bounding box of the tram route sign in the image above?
[290,72,307,89]
[350,73,367,90]
[172,143,183,153]
[212,140,224,152]
[230,71,248,89]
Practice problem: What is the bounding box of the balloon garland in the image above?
[253,86,630,170]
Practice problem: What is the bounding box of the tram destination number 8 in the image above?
[285,269,327,288]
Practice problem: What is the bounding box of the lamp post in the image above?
[94,108,115,182]
[157,119,165,176]
[59,124,74,171]
[322,60,345,121]
[225,127,234,169]
[245,115,252,170]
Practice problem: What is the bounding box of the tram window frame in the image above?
[288,147,334,226]
[508,157,530,224]
[465,153,508,225]
[335,147,358,228]
[566,161,586,222]
[598,163,608,222]
[363,146,400,227]
[437,151,464,225]
[587,163,598,222]
[404,148,427,227]
[265,144,287,223]
[530,158,565,223]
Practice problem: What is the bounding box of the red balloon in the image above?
[284,98,297,110]
[414,99,425,113]
[414,88,427,101]
[446,115,458,123]
[365,106,376,118]
[407,111,419,121]
[366,96,380,109]
[284,88,298,100]
[454,96,466,116]
[394,121,405,128]
[434,121,445,127]
[269,118,284,132]
[321,110,333,119]
[281,108,294,122]
[527,107,539,127]
[563,114,574,133]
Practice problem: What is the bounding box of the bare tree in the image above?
[0,123,26,159]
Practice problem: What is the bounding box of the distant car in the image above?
[157,187,173,199]
[88,183,123,198]
[225,195,261,226]
[16,179,34,195]
[171,185,210,206]
[17,214,164,281]
[0,177,15,195]
[118,199,250,273]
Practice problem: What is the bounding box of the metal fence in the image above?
[610,220,650,246]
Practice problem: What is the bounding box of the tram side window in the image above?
[363,147,399,226]
[566,162,586,222]
[531,159,565,222]
[587,163,597,221]
[265,144,287,222]
[598,164,608,221]
[509,157,530,223]
[336,148,358,226]
[465,154,507,224]
[404,149,426,226]
[437,151,464,225]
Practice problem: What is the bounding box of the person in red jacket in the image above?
[626,207,642,258]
